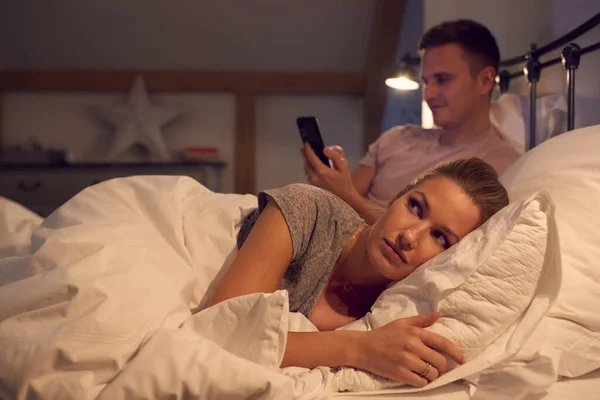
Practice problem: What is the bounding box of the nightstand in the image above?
[0,161,226,217]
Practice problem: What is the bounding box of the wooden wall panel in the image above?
[0,70,364,94]
[234,92,256,194]
[0,69,366,193]
[363,0,406,150]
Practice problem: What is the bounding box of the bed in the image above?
[0,195,42,259]
[334,369,600,400]
[1,15,600,400]
[1,123,599,400]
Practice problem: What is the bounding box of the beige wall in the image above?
[0,1,372,193]
[550,0,600,129]
[0,0,373,72]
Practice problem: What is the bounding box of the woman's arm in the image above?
[282,330,361,368]
[207,195,464,387]
[208,198,293,307]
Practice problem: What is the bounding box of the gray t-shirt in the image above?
[237,183,364,317]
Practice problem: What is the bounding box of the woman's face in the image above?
[366,176,481,281]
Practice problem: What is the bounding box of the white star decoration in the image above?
[97,76,183,162]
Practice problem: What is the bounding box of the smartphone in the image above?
[296,116,330,167]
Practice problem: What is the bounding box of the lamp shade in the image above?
[385,75,419,90]
[386,54,420,91]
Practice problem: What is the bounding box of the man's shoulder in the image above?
[487,128,523,157]
[379,124,440,143]
[480,131,522,174]
[484,142,521,161]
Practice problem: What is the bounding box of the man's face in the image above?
[420,43,490,130]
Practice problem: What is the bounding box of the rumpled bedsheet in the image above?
[0,176,329,400]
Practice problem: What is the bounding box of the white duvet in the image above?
[0,196,43,258]
[0,176,561,400]
[0,176,328,400]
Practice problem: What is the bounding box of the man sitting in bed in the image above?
[302,19,520,224]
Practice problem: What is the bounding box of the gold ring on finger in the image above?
[419,362,432,378]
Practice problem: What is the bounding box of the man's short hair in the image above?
[418,19,500,77]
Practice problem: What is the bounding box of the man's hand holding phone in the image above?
[297,115,362,204]
[301,143,360,204]
[297,116,385,224]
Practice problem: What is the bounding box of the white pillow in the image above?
[491,93,567,152]
[331,191,559,393]
[500,124,600,377]
[0,196,43,258]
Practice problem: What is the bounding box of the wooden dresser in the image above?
[0,161,226,217]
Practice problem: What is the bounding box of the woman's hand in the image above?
[356,312,465,387]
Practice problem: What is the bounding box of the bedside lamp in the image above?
[385,53,420,91]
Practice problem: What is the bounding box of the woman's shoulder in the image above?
[265,183,357,214]
[265,183,325,198]
[260,183,363,233]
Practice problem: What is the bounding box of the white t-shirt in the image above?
[359,124,520,207]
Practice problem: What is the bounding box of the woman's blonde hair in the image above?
[392,158,509,226]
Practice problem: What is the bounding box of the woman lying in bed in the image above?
[209,156,509,388]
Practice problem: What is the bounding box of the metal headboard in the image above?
[496,12,600,150]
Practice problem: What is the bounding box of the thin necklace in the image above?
[336,226,365,303]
